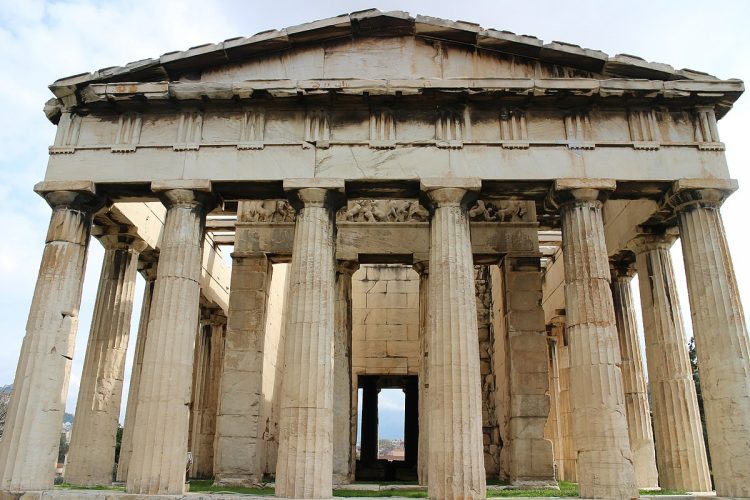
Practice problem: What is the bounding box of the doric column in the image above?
[629,232,710,491]
[0,182,102,492]
[116,260,158,482]
[189,310,226,479]
[669,180,750,498]
[333,260,358,485]
[214,239,273,487]
[422,179,486,500]
[126,181,214,495]
[413,261,429,486]
[65,228,147,485]
[545,336,563,480]
[548,179,638,499]
[549,316,576,482]
[609,259,659,489]
[275,180,343,499]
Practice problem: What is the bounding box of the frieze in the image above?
[468,200,529,222]
[240,200,296,222]
[337,199,429,223]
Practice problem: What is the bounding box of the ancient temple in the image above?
[1,9,749,500]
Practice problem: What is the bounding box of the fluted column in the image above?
[0,182,102,492]
[670,180,750,498]
[422,179,485,500]
[126,181,214,495]
[549,179,637,499]
[65,229,147,485]
[414,261,429,486]
[333,261,358,485]
[116,260,158,482]
[609,259,659,489]
[275,181,343,499]
[549,317,576,482]
[630,232,710,491]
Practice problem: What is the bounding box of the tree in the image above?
[0,391,9,438]
[688,337,711,467]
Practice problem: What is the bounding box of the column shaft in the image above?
[415,262,429,486]
[424,183,485,500]
[275,186,338,499]
[126,187,211,495]
[610,264,659,489]
[632,238,710,491]
[333,262,357,485]
[555,184,637,499]
[214,249,272,486]
[66,232,145,485]
[360,379,379,464]
[676,190,750,497]
[116,266,156,482]
[0,188,98,492]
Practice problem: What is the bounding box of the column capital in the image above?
[152,180,217,211]
[283,178,345,210]
[420,178,481,208]
[609,255,637,281]
[546,178,616,210]
[627,227,679,255]
[336,260,359,275]
[93,225,149,253]
[666,178,737,214]
[413,260,429,276]
[138,259,159,282]
[34,180,107,212]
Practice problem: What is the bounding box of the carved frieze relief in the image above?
[239,200,296,223]
[468,200,530,222]
[337,199,429,223]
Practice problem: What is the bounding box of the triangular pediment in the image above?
[50,9,727,95]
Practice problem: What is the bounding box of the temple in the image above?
[0,9,749,500]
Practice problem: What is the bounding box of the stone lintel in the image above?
[151,179,212,192]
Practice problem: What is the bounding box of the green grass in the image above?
[487,480,579,497]
[56,483,125,491]
[188,479,274,494]
[55,479,690,498]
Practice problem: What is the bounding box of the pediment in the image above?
[50,9,730,95]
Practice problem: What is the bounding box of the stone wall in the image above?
[351,265,420,377]
[475,266,501,477]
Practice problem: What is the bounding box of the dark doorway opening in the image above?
[356,375,418,482]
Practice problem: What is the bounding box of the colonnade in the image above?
[0,178,749,499]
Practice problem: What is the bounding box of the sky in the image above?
[0,0,749,440]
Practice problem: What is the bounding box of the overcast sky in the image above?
[1,1,748,439]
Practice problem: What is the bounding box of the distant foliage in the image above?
[0,390,9,438]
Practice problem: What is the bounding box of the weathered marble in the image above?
[275,182,343,499]
[126,185,213,495]
[414,261,429,487]
[65,231,146,486]
[550,180,638,499]
[423,179,486,500]
[332,261,357,485]
[671,182,750,498]
[630,233,711,491]
[116,262,157,482]
[0,184,101,492]
[609,260,659,489]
